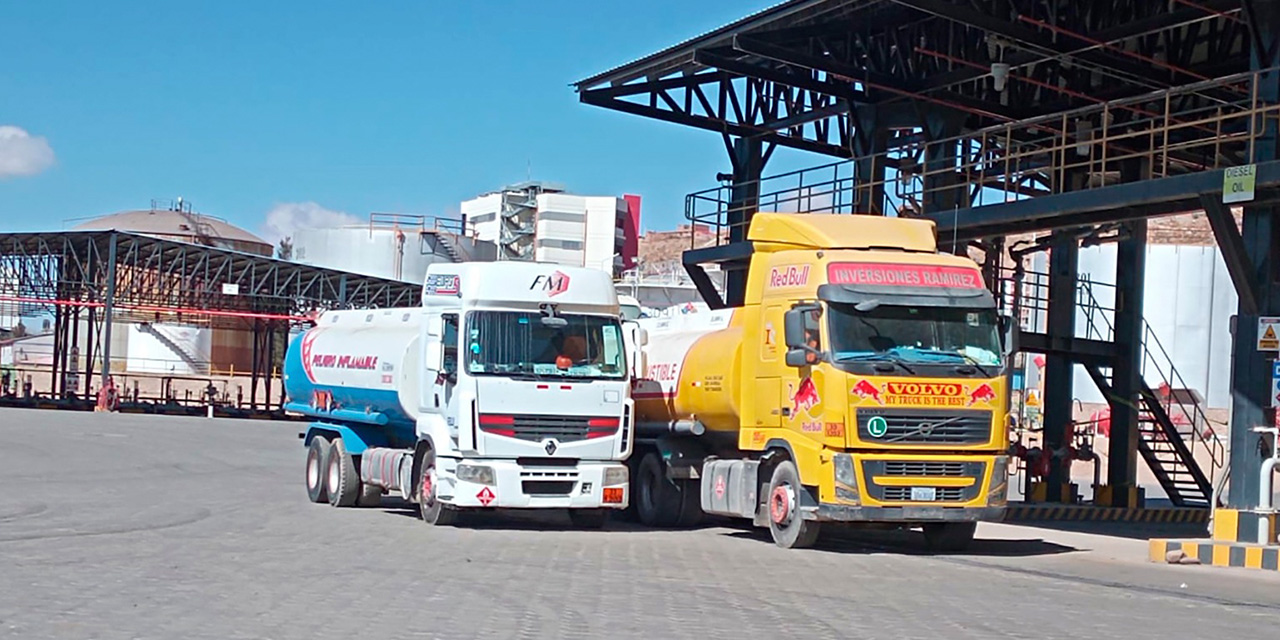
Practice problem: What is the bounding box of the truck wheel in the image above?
[675,480,704,528]
[922,522,977,553]
[418,448,458,526]
[568,508,609,529]
[357,483,382,508]
[766,460,820,549]
[635,452,680,527]
[327,439,360,508]
[305,435,331,503]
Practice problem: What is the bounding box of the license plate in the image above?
[911,487,937,502]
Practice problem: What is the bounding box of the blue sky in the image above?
[0,0,833,242]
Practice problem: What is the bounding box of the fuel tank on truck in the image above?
[633,309,741,434]
[282,308,423,429]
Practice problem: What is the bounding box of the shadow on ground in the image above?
[720,524,1078,557]
[1004,518,1208,540]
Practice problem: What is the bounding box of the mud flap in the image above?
[701,459,759,518]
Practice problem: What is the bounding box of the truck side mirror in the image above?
[999,313,1018,356]
[785,349,811,367]
[783,309,806,349]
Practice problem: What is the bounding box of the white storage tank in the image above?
[292,218,496,283]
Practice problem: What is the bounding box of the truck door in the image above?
[623,320,646,381]
[754,305,782,428]
[781,307,824,437]
[423,313,459,410]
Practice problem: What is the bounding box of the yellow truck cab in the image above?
[632,213,1012,550]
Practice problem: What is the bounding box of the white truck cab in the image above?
[412,262,635,525]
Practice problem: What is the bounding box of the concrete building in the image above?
[461,182,640,277]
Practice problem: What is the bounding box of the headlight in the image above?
[456,463,496,486]
[834,454,860,504]
[986,455,1009,504]
[604,466,628,486]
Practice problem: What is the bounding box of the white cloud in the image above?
[261,202,361,244]
[0,125,56,179]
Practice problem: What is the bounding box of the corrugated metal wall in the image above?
[1070,245,1236,409]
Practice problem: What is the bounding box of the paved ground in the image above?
[3,408,1280,640]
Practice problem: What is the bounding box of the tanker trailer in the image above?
[287,261,637,528]
[627,213,1014,550]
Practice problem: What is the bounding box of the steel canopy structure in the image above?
[0,230,421,412]
[577,0,1280,523]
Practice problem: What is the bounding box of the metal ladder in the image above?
[1002,269,1223,507]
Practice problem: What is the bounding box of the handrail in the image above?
[685,65,1280,243]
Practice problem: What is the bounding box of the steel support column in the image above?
[1108,218,1147,507]
[1043,230,1079,502]
[1227,0,1280,517]
[922,111,969,252]
[726,136,766,306]
[853,106,888,215]
[100,232,118,387]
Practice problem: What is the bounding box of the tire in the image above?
[635,452,680,527]
[418,447,459,526]
[327,439,360,508]
[922,522,977,553]
[766,460,821,549]
[568,508,609,529]
[305,435,331,503]
[674,479,704,528]
[357,482,383,507]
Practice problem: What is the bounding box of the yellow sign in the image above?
[1026,389,1042,407]
[1260,317,1280,351]
[1224,164,1256,204]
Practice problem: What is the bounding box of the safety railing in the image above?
[686,66,1280,244]
[1140,322,1226,473]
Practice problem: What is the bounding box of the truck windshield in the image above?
[466,311,626,379]
[827,303,1002,368]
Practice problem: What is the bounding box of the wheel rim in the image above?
[770,484,794,525]
[307,450,320,489]
[420,465,437,510]
[328,454,340,493]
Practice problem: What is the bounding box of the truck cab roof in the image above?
[421,262,620,316]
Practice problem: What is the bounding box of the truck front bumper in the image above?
[810,504,1006,523]
[447,459,629,510]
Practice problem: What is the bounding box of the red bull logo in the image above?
[851,379,884,405]
[967,383,997,406]
[853,378,1000,408]
[788,377,821,417]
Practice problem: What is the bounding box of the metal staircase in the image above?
[1003,269,1224,507]
[137,322,209,375]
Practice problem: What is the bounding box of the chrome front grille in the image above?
[511,415,593,442]
[882,461,967,476]
[856,409,992,445]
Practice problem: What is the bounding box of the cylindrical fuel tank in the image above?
[633,309,742,434]
[282,308,423,428]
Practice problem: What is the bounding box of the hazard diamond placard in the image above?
[1260,318,1280,351]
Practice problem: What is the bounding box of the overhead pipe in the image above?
[1172,0,1245,24]
[915,47,1222,140]
[1016,15,1228,87]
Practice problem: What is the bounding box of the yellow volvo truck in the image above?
[630,213,1012,549]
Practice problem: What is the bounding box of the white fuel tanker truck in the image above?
[285,262,638,527]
